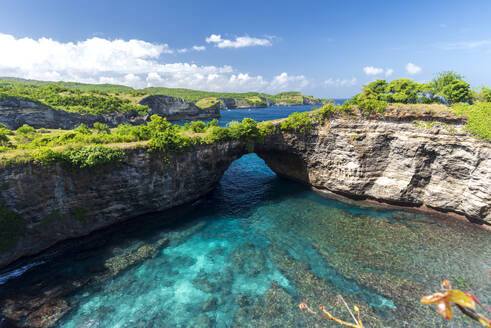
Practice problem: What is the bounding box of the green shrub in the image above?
[357,98,387,114]
[385,79,423,104]
[258,122,277,136]
[452,102,491,141]
[93,122,110,134]
[64,145,125,168]
[74,123,91,135]
[205,119,219,130]
[441,80,473,104]
[148,126,197,152]
[14,124,36,144]
[203,126,231,143]
[314,104,347,122]
[474,87,491,102]
[31,147,64,164]
[228,118,261,141]
[0,129,11,146]
[280,112,314,133]
[190,121,206,133]
[147,115,171,136]
[16,124,35,135]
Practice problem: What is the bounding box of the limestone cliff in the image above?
[0,141,245,268]
[0,97,147,130]
[217,96,323,109]
[256,117,490,223]
[217,97,275,109]
[0,112,489,270]
[139,95,220,121]
[0,95,219,130]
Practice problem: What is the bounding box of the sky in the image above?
[0,0,490,98]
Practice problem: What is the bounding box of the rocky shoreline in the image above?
[256,117,491,224]
[0,141,246,269]
[0,114,489,271]
[0,94,323,130]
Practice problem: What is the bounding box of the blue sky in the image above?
[0,0,490,98]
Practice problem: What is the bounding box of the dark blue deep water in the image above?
[0,106,490,327]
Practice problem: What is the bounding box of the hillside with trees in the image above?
[0,77,326,114]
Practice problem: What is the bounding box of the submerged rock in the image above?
[231,281,304,328]
[24,299,70,328]
[189,313,214,328]
[201,297,218,312]
[104,238,169,276]
[0,278,86,328]
[235,295,252,308]
[0,141,246,269]
[192,277,219,294]
[230,243,266,277]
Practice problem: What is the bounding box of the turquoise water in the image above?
[0,105,490,327]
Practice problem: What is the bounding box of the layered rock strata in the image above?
[256,118,491,223]
[139,95,220,121]
[0,114,490,270]
[0,141,245,268]
[0,95,219,130]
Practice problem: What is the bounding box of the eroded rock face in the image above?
[140,95,220,120]
[0,95,220,130]
[256,118,491,223]
[0,97,146,130]
[217,97,274,109]
[0,115,489,270]
[0,141,246,268]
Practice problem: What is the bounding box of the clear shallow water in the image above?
[0,105,490,328]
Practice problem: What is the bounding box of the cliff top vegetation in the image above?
[0,72,489,169]
[0,77,326,113]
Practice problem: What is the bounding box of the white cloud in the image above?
[177,45,205,53]
[436,40,491,50]
[324,77,357,87]
[269,72,309,91]
[363,66,393,77]
[405,62,421,75]
[363,66,384,75]
[205,34,272,48]
[0,33,307,93]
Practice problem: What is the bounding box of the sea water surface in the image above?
[0,105,490,327]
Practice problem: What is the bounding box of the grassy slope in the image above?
[0,77,325,112]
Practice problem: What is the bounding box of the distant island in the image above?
[0,77,328,129]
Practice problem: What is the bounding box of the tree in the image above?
[475,87,491,102]
[93,122,110,134]
[429,71,471,103]
[147,115,171,136]
[441,80,473,104]
[385,79,423,104]
[74,123,91,135]
[431,71,464,93]
[189,121,205,133]
[360,80,387,100]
